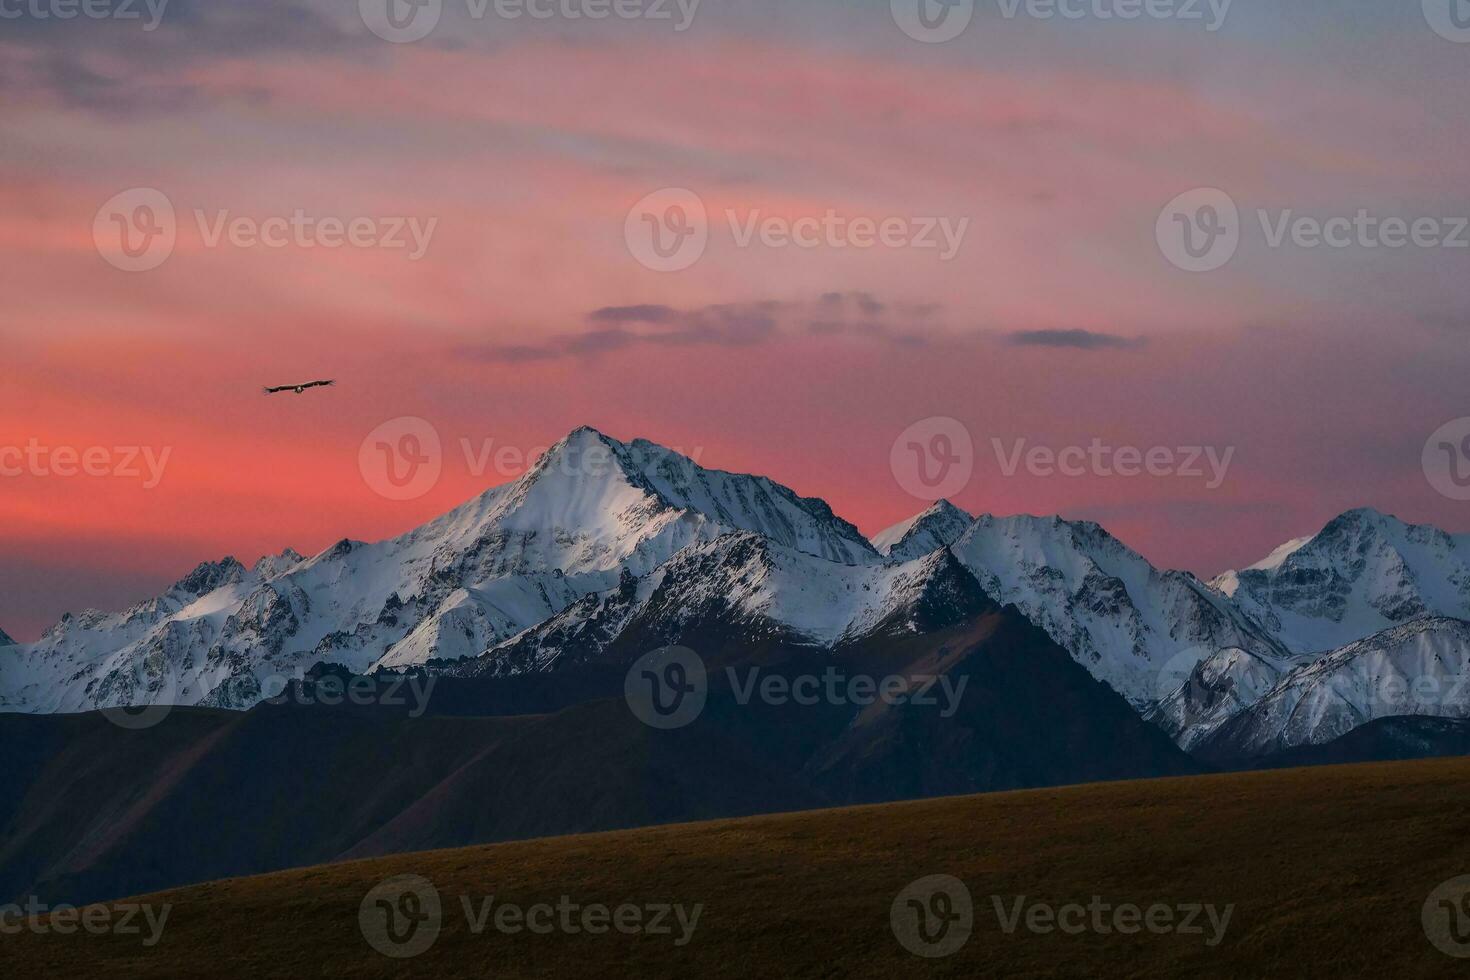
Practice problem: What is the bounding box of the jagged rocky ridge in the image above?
[2,428,1469,760]
[0,428,906,714]
[1156,509,1470,750]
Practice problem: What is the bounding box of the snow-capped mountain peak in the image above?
[1197,616,1470,759]
[949,513,1286,706]
[609,432,877,564]
[871,499,974,560]
[8,429,1470,765]
[1211,508,1470,655]
[0,427,879,714]
[252,548,306,580]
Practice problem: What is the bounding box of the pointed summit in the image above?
[502,427,877,565]
[1215,508,1470,654]
[253,548,306,580]
[170,557,247,598]
[871,499,974,560]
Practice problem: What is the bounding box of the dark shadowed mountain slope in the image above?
[0,607,1199,908]
[1207,715,1470,770]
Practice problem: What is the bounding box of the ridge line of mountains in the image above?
[4,424,1470,758]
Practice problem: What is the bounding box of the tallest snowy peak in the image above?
[517,425,628,487]
[483,426,878,566]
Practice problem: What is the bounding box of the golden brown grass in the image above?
[7,758,1470,978]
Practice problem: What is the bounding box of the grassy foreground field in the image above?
[7,758,1470,978]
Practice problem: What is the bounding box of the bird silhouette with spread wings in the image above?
[262,380,336,395]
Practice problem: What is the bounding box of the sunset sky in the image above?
[3,0,1469,639]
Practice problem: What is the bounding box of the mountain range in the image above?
[3,426,1470,762]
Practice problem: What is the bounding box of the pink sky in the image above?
[3,2,1468,639]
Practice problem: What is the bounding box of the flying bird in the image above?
[263,380,336,395]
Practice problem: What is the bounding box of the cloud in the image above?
[0,0,361,115]
[821,290,885,316]
[464,344,559,363]
[458,294,935,363]
[1006,329,1147,351]
[587,305,680,324]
